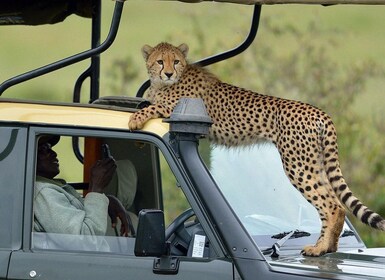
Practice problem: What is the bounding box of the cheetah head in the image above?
[142,42,189,87]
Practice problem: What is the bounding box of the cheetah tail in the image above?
[325,155,385,231]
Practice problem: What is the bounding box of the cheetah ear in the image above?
[141,45,154,61]
[177,43,189,58]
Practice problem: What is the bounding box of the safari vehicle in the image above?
[0,0,384,279]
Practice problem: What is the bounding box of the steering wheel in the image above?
[165,208,195,240]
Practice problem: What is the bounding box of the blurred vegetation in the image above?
[106,56,140,96]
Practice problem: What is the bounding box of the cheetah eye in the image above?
[174,60,180,65]
[157,60,163,65]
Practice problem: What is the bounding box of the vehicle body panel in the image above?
[8,251,233,280]
[269,251,385,279]
[0,106,235,279]
[0,99,169,136]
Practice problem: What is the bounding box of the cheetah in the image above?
[128,42,385,257]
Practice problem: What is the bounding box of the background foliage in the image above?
[0,1,384,246]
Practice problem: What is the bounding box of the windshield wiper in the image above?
[340,229,355,237]
[263,230,311,258]
[271,229,311,240]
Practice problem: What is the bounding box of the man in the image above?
[34,135,130,236]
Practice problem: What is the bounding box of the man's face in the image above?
[36,143,60,179]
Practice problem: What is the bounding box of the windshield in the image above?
[208,143,361,250]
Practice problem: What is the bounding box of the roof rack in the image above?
[92,96,151,109]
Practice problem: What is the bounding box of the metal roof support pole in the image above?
[90,0,102,103]
[136,4,262,97]
[72,0,102,164]
[73,0,102,104]
[0,0,125,96]
[194,4,262,67]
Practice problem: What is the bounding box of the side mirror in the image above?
[134,209,166,257]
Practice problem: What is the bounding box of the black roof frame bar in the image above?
[72,0,101,164]
[0,0,125,98]
[136,4,262,98]
[73,0,101,104]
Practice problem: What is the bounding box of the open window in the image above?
[32,134,157,253]
[30,129,211,258]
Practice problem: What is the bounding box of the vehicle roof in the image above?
[0,99,169,137]
[1,0,383,25]
[179,0,385,3]
[0,0,94,25]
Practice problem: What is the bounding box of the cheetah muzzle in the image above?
[128,42,385,257]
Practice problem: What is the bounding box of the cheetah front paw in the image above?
[128,112,147,130]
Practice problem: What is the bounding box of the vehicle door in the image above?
[0,126,27,279]
[7,126,234,280]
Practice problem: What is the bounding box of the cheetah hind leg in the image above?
[279,139,346,256]
[302,208,345,257]
[302,197,345,257]
[285,168,346,256]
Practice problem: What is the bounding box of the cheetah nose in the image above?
[165,72,173,79]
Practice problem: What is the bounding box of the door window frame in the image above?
[24,125,226,259]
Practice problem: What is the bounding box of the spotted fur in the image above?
[129,42,385,256]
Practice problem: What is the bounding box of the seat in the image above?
[104,159,138,237]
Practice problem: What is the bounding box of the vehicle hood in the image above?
[269,248,385,279]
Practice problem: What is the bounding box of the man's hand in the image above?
[106,195,131,237]
[89,158,116,193]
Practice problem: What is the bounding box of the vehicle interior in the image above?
[33,134,159,249]
[32,132,214,258]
